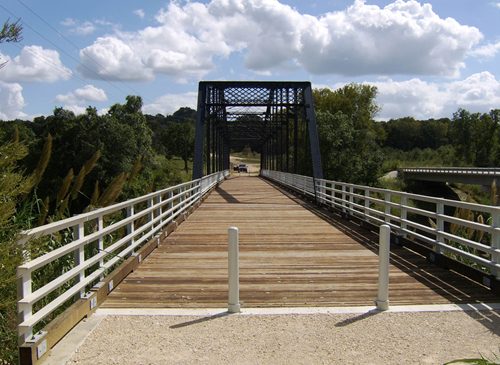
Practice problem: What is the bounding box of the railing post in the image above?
[341,185,346,213]
[436,201,445,254]
[98,216,104,280]
[492,211,500,280]
[157,194,163,227]
[376,224,391,311]
[321,181,327,205]
[180,186,185,209]
[384,192,391,223]
[147,198,154,231]
[364,189,370,218]
[400,196,408,237]
[73,222,85,298]
[228,227,240,313]
[17,267,32,344]
[349,186,354,213]
[126,206,135,246]
[168,191,174,220]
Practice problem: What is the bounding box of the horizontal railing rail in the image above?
[17,170,228,343]
[262,170,500,284]
[400,167,500,176]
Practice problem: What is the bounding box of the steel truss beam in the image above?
[193,81,323,180]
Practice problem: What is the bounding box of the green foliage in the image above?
[381,117,450,150]
[450,109,499,166]
[381,145,457,173]
[0,136,39,364]
[0,18,22,44]
[378,109,500,172]
[314,84,379,129]
[314,84,383,185]
[445,350,500,365]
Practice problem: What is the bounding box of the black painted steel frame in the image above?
[193,81,323,180]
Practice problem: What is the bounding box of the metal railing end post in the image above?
[376,224,391,311]
[228,226,240,313]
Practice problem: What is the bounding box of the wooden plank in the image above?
[102,176,500,309]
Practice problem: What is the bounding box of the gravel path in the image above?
[66,310,500,365]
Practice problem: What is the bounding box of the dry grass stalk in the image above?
[56,168,74,207]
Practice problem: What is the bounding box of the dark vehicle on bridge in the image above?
[238,164,248,173]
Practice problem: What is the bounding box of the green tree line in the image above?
[314,84,500,184]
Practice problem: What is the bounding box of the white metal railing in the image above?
[17,170,228,343]
[401,167,500,176]
[262,170,500,282]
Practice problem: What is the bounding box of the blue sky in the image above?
[0,0,499,120]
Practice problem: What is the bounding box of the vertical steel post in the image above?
[293,88,299,174]
[193,83,206,179]
[228,227,240,313]
[206,111,211,175]
[285,88,290,172]
[376,224,391,311]
[303,84,323,180]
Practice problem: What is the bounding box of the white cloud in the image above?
[74,21,96,36]
[79,37,154,81]
[143,92,197,115]
[62,104,87,116]
[61,18,94,35]
[358,72,500,120]
[469,41,500,59]
[0,46,71,82]
[299,0,481,77]
[0,81,26,120]
[493,2,500,9]
[61,18,114,36]
[55,84,107,105]
[79,0,483,81]
[60,18,76,27]
[134,9,145,19]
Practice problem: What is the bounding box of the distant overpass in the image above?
[399,167,500,186]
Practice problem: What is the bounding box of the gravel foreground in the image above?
[66,311,500,365]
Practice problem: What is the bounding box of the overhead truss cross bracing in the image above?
[192,81,323,180]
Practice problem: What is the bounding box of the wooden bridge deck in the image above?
[102,176,500,308]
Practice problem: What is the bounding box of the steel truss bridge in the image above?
[193,81,323,180]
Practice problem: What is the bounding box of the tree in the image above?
[314,83,379,130]
[0,19,22,43]
[161,122,195,172]
[1,19,23,69]
[313,84,383,184]
[317,110,382,184]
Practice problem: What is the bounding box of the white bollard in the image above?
[228,227,241,313]
[376,224,391,311]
